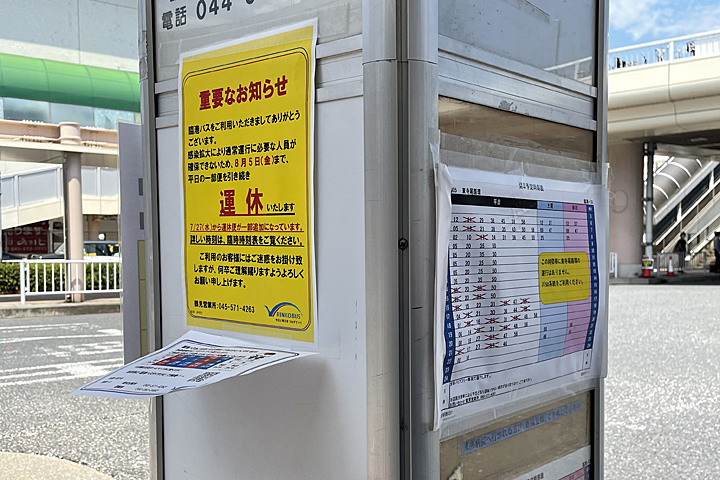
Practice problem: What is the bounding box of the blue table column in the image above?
[537,201,568,362]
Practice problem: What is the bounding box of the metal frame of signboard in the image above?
[138,2,165,479]
[425,0,610,478]
[138,0,609,477]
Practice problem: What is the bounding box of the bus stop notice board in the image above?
[180,22,317,344]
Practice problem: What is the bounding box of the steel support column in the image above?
[644,142,656,259]
[61,122,85,302]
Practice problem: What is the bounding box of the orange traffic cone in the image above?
[667,256,675,276]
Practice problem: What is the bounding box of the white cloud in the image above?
[610,0,720,41]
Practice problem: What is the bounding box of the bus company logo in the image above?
[265,302,302,319]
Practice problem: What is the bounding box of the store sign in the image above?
[4,221,50,255]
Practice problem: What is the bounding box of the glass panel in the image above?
[100,168,120,196]
[81,167,98,196]
[18,169,59,204]
[439,97,594,163]
[94,108,136,129]
[440,391,593,480]
[0,98,4,119]
[439,0,596,84]
[50,103,95,126]
[3,97,50,123]
[1,177,14,208]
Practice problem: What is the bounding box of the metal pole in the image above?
[138,1,165,478]
[644,142,656,259]
[0,170,3,260]
[19,260,25,305]
[407,0,439,476]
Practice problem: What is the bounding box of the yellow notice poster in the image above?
[180,22,316,343]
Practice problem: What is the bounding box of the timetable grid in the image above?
[442,195,600,396]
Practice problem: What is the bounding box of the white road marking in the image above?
[0,359,122,387]
[0,333,122,344]
[46,341,124,358]
[0,322,89,331]
[96,329,122,336]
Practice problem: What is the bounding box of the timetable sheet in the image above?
[435,166,607,427]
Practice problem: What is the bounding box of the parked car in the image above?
[27,241,120,260]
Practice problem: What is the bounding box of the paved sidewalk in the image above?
[0,298,120,319]
[0,452,113,480]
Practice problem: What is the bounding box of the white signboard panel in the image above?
[511,446,591,480]
[435,165,608,428]
[153,0,361,81]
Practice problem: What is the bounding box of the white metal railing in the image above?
[687,251,708,272]
[609,252,617,278]
[545,29,720,81]
[611,30,720,71]
[16,258,121,304]
[654,251,706,275]
[654,252,680,275]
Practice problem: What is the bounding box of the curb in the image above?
[0,301,121,319]
[0,452,114,480]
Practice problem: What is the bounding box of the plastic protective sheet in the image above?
[440,390,593,480]
[177,21,319,350]
[433,144,609,438]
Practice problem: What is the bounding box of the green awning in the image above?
[0,53,140,112]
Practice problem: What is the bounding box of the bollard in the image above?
[641,255,653,278]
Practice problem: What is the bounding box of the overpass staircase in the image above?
[651,156,720,258]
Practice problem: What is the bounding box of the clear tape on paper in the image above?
[70,330,314,399]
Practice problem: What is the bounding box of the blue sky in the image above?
[609,0,720,49]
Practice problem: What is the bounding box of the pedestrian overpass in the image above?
[0,118,119,252]
[604,30,720,276]
[547,29,720,276]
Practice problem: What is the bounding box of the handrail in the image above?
[610,29,720,55]
[545,29,720,79]
[609,252,617,279]
[653,161,714,224]
[687,211,720,255]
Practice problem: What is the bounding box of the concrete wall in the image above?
[608,142,644,277]
[0,0,137,72]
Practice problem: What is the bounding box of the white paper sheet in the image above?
[510,446,591,480]
[435,166,608,429]
[71,331,313,399]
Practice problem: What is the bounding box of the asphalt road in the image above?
[0,313,149,480]
[606,285,720,479]
[1,288,719,479]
